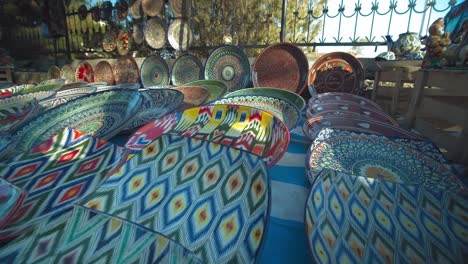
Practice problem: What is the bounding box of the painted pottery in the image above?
[117,28,133,56]
[171,54,204,85]
[61,64,75,82]
[168,18,193,51]
[171,86,209,110]
[140,55,170,87]
[183,80,227,102]
[226,87,306,111]
[75,62,94,83]
[386,32,422,57]
[113,55,140,84]
[169,0,192,17]
[94,60,114,85]
[142,0,164,17]
[144,17,166,49]
[103,30,117,52]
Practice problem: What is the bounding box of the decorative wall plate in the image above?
[311,92,382,110]
[132,23,144,45]
[75,62,94,83]
[226,87,306,111]
[129,0,143,19]
[144,17,166,49]
[171,86,209,110]
[94,60,114,85]
[102,30,117,52]
[204,45,250,92]
[169,0,191,17]
[209,95,301,130]
[0,206,202,263]
[0,178,25,229]
[302,115,421,141]
[305,170,468,264]
[47,66,62,80]
[171,54,203,86]
[114,55,140,84]
[0,127,127,229]
[308,52,365,94]
[0,97,39,132]
[124,88,184,131]
[81,134,270,264]
[117,28,133,56]
[140,55,170,87]
[168,18,193,51]
[10,90,142,156]
[252,43,309,94]
[307,102,398,125]
[125,104,290,167]
[142,0,164,17]
[61,64,75,82]
[184,80,227,102]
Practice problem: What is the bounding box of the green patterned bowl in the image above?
[20,84,62,95]
[225,87,306,111]
[184,80,228,102]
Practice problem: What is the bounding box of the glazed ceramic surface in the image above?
[142,0,164,16]
[204,46,251,92]
[184,80,228,102]
[82,134,270,264]
[172,86,209,110]
[94,61,114,85]
[103,30,117,52]
[308,52,365,94]
[305,169,468,263]
[129,0,143,19]
[169,0,191,17]
[168,18,193,51]
[125,104,290,167]
[302,115,421,141]
[125,88,184,131]
[40,87,97,110]
[226,87,306,111]
[57,81,87,91]
[10,90,142,156]
[0,85,30,97]
[133,23,144,45]
[117,28,133,56]
[20,84,61,95]
[305,129,465,192]
[310,92,383,111]
[252,43,309,94]
[209,95,301,130]
[0,128,127,230]
[171,54,204,86]
[0,97,40,132]
[140,55,170,88]
[307,102,398,125]
[75,62,94,83]
[114,55,140,84]
[47,66,62,80]
[0,206,202,263]
[388,32,422,57]
[0,178,25,228]
[61,64,75,82]
[144,18,166,49]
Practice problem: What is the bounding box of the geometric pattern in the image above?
[0,177,25,228]
[306,128,466,193]
[305,169,468,264]
[81,134,270,264]
[0,206,202,263]
[125,104,290,168]
[0,127,128,231]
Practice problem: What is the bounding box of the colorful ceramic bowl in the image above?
[96,83,141,91]
[252,43,309,94]
[10,89,143,157]
[47,66,62,80]
[225,87,306,111]
[57,81,87,91]
[310,92,382,110]
[209,95,301,130]
[184,80,228,102]
[140,55,170,88]
[40,87,98,110]
[0,97,40,132]
[117,28,133,56]
[114,55,140,84]
[144,17,166,49]
[86,82,108,87]
[168,18,193,51]
[171,54,204,86]
[171,86,210,110]
[125,104,290,167]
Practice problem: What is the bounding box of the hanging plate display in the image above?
[129,0,143,19]
[252,43,309,94]
[140,55,170,88]
[101,1,113,21]
[169,0,191,17]
[168,18,193,51]
[308,52,365,94]
[144,17,167,49]
[204,45,250,92]
[171,54,203,85]
[141,0,164,17]
[117,28,133,56]
[133,23,144,45]
[61,64,75,82]
[102,30,117,52]
[115,0,129,20]
[47,66,62,80]
[94,60,114,85]
[75,62,94,83]
[113,55,140,84]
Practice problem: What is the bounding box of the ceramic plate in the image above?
[124,88,184,131]
[117,28,133,56]
[103,30,117,52]
[75,62,94,83]
[308,52,365,94]
[209,95,301,130]
[171,54,203,85]
[61,64,75,82]
[11,89,143,156]
[20,84,61,95]
[252,43,308,94]
[0,206,202,263]
[47,66,62,80]
[171,86,209,110]
[226,87,306,111]
[81,134,269,263]
[305,169,467,264]
[40,87,98,110]
[93,61,114,85]
[132,23,144,45]
[140,55,170,88]
[302,115,421,141]
[114,55,140,84]
[129,0,143,19]
[311,92,382,110]
[57,81,87,91]
[168,18,193,51]
[183,80,227,102]
[307,102,398,125]
[169,0,191,17]
[0,85,30,97]
[86,82,108,87]
[0,96,40,132]
[205,45,251,92]
[97,83,141,91]
[142,0,164,16]
[144,18,166,49]
[125,104,290,167]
